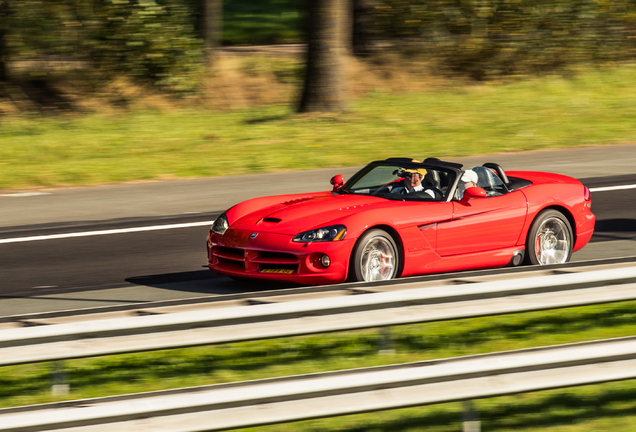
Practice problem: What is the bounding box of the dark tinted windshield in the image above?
[342,162,457,201]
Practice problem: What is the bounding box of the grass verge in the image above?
[2,300,636,430]
[1,64,636,190]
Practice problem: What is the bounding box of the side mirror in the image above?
[460,186,487,205]
[330,174,344,192]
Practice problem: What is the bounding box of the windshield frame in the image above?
[340,160,462,202]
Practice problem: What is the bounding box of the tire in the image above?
[525,209,573,265]
[351,229,399,282]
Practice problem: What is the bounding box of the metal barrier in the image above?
[3,336,636,432]
[1,267,636,366]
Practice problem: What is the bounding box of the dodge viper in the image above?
[207,158,595,285]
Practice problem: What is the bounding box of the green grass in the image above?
[2,64,636,191]
[3,300,636,430]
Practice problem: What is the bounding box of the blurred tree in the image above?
[203,0,222,67]
[373,0,636,79]
[0,0,201,93]
[341,0,353,54]
[0,0,9,81]
[338,0,374,58]
[352,0,374,57]
[88,0,202,93]
[299,0,347,113]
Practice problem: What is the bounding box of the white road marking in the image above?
[589,184,636,192]
[0,192,52,197]
[0,182,635,245]
[0,221,215,245]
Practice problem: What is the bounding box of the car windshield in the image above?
[341,162,456,201]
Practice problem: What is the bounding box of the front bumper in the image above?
[207,228,355,285]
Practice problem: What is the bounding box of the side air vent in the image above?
[263,217,282,223]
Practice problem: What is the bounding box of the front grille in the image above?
[211,247,299,274]
[215,247,244,262]
[259,251,297,260]
[217,257,245,270]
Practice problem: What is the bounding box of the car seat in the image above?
[472,166,504,197]
[423,169,441,189]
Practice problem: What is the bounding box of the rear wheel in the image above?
[351,229,399,282]
[525,209,573,265]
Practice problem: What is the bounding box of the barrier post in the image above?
[462,400,480,432]
[51,361,69,396]
[378,327,395,354]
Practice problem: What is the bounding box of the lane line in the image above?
[0,221,215,245]
[0,183,634,245]
[0,192,52,197]
[589,184,636,192]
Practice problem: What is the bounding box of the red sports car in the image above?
[207,158,595,285]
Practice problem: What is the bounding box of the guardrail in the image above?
[3,335,636,432]
[1,266,636,366]
[2,257,631,327]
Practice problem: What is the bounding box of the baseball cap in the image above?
[461,169,478,183]
[401,168,427,177]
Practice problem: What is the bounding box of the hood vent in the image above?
[263,217,282,223]
[283,196,313,205]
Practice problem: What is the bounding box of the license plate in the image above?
[260,269,294,274]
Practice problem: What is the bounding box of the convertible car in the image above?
[207,158,595,285]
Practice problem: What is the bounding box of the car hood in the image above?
[229,193,396,236]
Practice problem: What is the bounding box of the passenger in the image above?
[456,169,478,200]
[462,169,478,189]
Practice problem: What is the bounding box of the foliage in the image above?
[5,0,636,90]
[373,0,636,79]
[87,0,203,93]
[1,0,309,93]
[7,0,82,58]
[5,0,202,93]
[223,0,307,44]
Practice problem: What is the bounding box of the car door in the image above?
[436,190,528,256]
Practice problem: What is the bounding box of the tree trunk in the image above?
[299,0,347,113]
[342,0,353,55]
[352,0,374,57]
[0,0,9,81]
[203,0,222,68]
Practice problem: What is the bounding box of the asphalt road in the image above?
[1,145,635,317]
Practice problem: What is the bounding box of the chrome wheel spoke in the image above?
[535,217,571,265]
[360,237,396,281]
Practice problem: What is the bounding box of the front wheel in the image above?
[525,209,573,265]
[351,229,399,282]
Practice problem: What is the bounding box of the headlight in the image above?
[293,225,347,243]
[212,213,229,235]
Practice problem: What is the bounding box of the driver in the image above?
[392,168,436,198]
